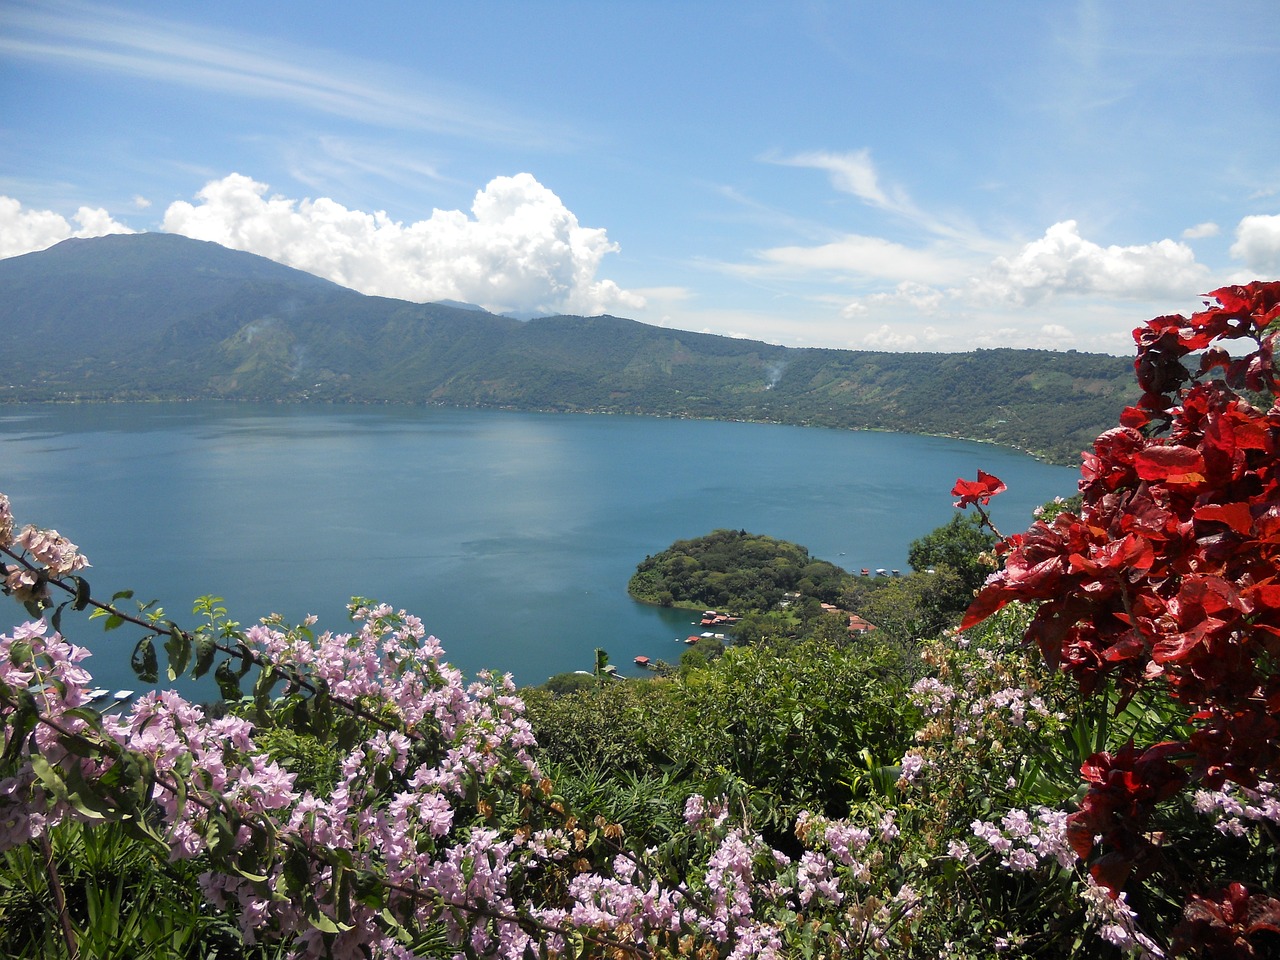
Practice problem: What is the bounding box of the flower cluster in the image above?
[1192,779,1280,838]
[958,281,1280,953]
[1,493,90,605]
[969,807,1075,873]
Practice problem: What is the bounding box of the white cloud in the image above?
[756,234,978,285]
[1229,214,1280,275]
[0,196,134,259]
[842,281,946,318]
[861,323,944,350]
[0,3,558,147]
[971,220,1207,304]
[161,173,643,316]
[132,195,152,209]
[783,149,895,210]
[1039,323,1075,345]
[774,149,998,251]
[1181,221,1219,239]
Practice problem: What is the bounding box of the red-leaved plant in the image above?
[957,282,1280,957]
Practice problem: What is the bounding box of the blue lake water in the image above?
[0,403,1080,694]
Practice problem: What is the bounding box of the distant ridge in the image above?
[0,233,1133,463]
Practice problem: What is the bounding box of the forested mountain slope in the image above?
[1,233,1133,462]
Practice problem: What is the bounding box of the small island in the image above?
[628,528,849,612]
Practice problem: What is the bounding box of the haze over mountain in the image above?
[1,234,1133,463]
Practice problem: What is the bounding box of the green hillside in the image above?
[0,233,1134,463]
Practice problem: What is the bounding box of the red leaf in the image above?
[1089,853,1133,897]
[1119,406,1151,429]
[1133,444,1206,484]
[960,586,1011,631]
[1152,618,1226,664]
[1195,502,1255,536]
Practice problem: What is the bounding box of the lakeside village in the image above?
[628,591,881,672]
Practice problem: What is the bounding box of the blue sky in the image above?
[2,0,1278,353]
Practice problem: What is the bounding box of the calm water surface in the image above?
[1,403,1080,693]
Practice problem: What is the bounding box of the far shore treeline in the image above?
[0,233,1134,464]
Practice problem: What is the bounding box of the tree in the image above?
[907,512,997,596]
[859,568,965,645]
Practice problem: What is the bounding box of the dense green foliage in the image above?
[0,234,1134,463]
[628,528,850,610]
[524,635,915,839]
[906,512,997,595]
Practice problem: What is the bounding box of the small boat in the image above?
[861,568,870,576]
[875,568,889,576]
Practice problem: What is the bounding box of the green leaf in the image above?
[254,664,282,718]
[71,575,91,611]
[60,762,117,821]
[191,633,217,679]
[10,639,33,667]
[164,625,191,681]
[131,637,158,683]
[215,658,242,701]
[304,906,350,935]
[2,693,39,766]
[205,812,238,860]
[30,754,69,803]
[232,641,254,677]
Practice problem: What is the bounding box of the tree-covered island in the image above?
[627,529,848,611]
[624,518,998,653]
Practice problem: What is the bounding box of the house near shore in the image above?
[699,610,741,627]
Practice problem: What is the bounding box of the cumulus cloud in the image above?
[0,197,135,259]
[1229,214,1280,275]
[971,221,1208,305]
[1039,323,1076,346]
[861,323,943,350]
[161,173,642,316]
[841,281,946,319]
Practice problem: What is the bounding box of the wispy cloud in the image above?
[771,149,1002,252]
[753,235,979,286]
[0,0,562,147]
[1181,221,1220,240]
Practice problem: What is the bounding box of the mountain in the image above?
[0,233,1134,463]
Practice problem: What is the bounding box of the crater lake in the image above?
[1,403,1081,694]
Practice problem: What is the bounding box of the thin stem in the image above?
[39,832,79,960]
